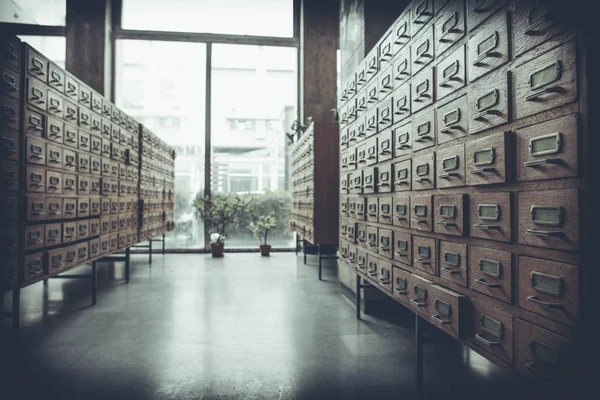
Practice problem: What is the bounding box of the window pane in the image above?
[17,36,66,68]
[115,40,207,249]
[122,0,293,37]
[211,44,297,249]
[1,0,65,26]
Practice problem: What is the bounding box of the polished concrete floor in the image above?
[1,253,541,399]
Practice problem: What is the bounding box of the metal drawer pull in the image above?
[526,295,563,309]
[415,80,429,100]
[469,167,495,174]
[396,22,409,40]
[475,333,501,347]
[395,289,407,294]
[474,278,501,288]
[50,70,62,84]
[439,12,459,42]
[32,57,45,73]
[526,228,562,237]
[524,158,561,167]
[437,221,456,227]
[525,85,563,101]
[441,267,460,275]
[431,315,451,325]
[410,298,426,307]
[439,60,460,86]
[413,0,429,23]
[438,173,459,179]
[473,0,495,12]
[415,177,430,182]
[523,8,554,35]
[415,259,430,264]
[395,252,407,257]
[473,223,500,230]
[473,31,499,65]
[525,362,551,379]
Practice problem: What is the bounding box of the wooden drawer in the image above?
[393,231,412,266]
[23,108,44,137]
[347,124,358,146]
[26,46,48,81]
[437,95,468,144]
[79,106,92,129]
[518,255,578,326]
[377,163,392,193]
[2,36,21,71]
[365,107,378,138]
[89,238,100,258]
[355,90,367,117]
[411,195,433,232]
[393,122,412,157]
[393,51,411,87]
[378,196,393,224]
[45,197,62,220]
[407,274,434,316]
[24,252,45,283]
[468,67,509,134]
[412,109,435,152]
[379,30,394,66]
[393,267,412,305]
[102,119,111,139]
[377,259,393,292]
[365,48,379,83]
[434,194,466,236]
[91,114,102,135]
[101,138,112,158]
[355,144,366,168]
[26,77,47,111]
[48,248,65,274]
[412,1,434,39]
[101,197,111,215]
[64,124,78,149]
[25,224,45,251]
[469,245,512,303]
[340,219,349,240]
[110,160,119,178]
[101,158,111,176]
[63,173,76,195]
[77,241,89,263]
[392,195,410,229]
[111,197,120,214]
[366,197,379,223]
[356,116,367,142]
[0,196,17,226]
[64,99,79,125]
[348,195,356,217]
[90,177,101,196]
[514,1,568,57]
[428,284,468,339]
[366,255,380,280]
[1,96,20,133]
[110,215,119,232]
[77,175,90,195]
[367,226,379,252]
[103,103,112,119]
[439,240,467,287]
[26,166,45,193]
[0,131,18,163]
[63,245,77,269]
[356,197,366,220]
[357,223,367,248]
[65,74,78,102]
[435,0,466,56]
[468,11,509,82]
[77,219,89,240]
[412,153,435,191]
[78,153,90,174]
[26,137,46,166]
[78,197,91,218]
[466,0,507,32]
[470,192,511,242]
[470,299,514,363]
[347,99,356,124]
[393,159,411,192]
[112,124,121,143]
[92,91,103,115]
[412,26,435,76]
[100,215,110,235]
[46,142,63,170]
[392,83,411,124]
[63,198,77,219]
[363,167,377,194]
[516,114,578,182]
[78,130,91,152]
[411,67,435,113]
[100,234,110,254]
[515,319,575,379]
[518,188,578,251]
[436,143,465,188]
[378,97,393,131]
[47,89,64,118]
[437,45,466,100]
[47,117,64,143]
[413,235,437,275]
[63,148,76,172]
[347,243,357,267]
[91,156,102,175]
[378,64,393,99]
[466,131,511,186]
[341,151,349,173]
[514,40,577,120]
[393,13,411,54]
[90,197,101,216]
[45,223,62,247]
[378,228,393,259]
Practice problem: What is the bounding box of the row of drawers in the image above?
[24,167,138,196]
[26,195,139,222]
[342,187,578,251]
[140,127,175,155]
[139,171,175,187]
[141,201,174,212]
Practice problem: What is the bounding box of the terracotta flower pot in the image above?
[260,244,271,257]
[210,242,225,257]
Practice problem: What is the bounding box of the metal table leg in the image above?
[356,274,361,320]
[162,233,166,255]
[149,238,152,264]
[318,245,322,281]
[416,314,424,394]
[91,261,97,306]
[303,240,307,265]
[125,247,131,283]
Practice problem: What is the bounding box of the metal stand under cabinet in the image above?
[338,0,589,389]
[291,122,340,280]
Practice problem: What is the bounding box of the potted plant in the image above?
[193,194,252,257]
[249,214,278,256]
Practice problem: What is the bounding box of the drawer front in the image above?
[27,47,48,81]
[393,13,412,54]
[77,219,90,240]
[340,219,349,240]
[378,97,393,131]
[101,198,111,215]
[77,241,89,262]
[110,160,119,178]
[63,173,77,195]
[90,197,101,216]
[26,77,47,111]
[411,67,435,113]
[436,143,465,188]
[64,99,79,125]
[110,215,119,232]
[26,166,45,193]
[78,197,91,218]
[466,0,507,32]
[379,196,393,225]
[379,31,394,67]
[412,2,435,42]
[366,255,380,280]
[437,95,468,144]
[393,159,412,192]
[363,167,377,194]
[468,68,509,133]
[79,106,92,129]
[91,114,102,135]
[1,97,20,136]
[437,45,466,100]
[469,245,512,303]
[100,234,110,254]
[89,238,101,258]
[102,119,111,139]
[411,194,433,232]
[393,267,412,305]
[518,255,578,326]
[377,130,393,163]
[1,196,18,225]
[435,0,466,56]
[341,197,349,217]
[78,131,91,152]
[412,109,435,152]
[429,284,467,339]
[64,124,78,149]
[25,224,45,251]
[365,48,379,83]
[516,114,578,182]
[470,299,514,363]
[434,194,466,236]
[365,106,379,138]
[514,1,569,57]
[412,153,435,191]
[468,11,509,81]
[347,99,356,124]
[378,228,393,259]
[439,240,467,287]
[24,108,45,137]
[514,40,577,120]
[26,137,46,166]
[101,216,111,235]
[378,259,393,292]
[63,148,77,172]
[102,139,111,158]
[340,172,349,192]
[1,131,18,163]
[393,52,411,87]
[78,175,90,195]
[2,36,21,70]
[412,26,435,75]
[393,195,411,229]
[45,223,62,247]
[394,122,412,157]
[356,197,366,220]
[356,90,367,118]
[357,223,367,248]
[518,188,578,251]
[47,89,64,118]
[78,153,91,174]
[367,197,379,223]
[46,169,62,194]
[377,163,392,194]
[90,177,101,195]
[64,246,78,268]
[91,156,102,175]
[47,117,64,143]
[470,192,511,242]
[63,198,77,219]
[24,252,46,283]
[65,74,79,102]
[378,65,393,99]
[367,226,379,252]
[392,83,411,124]
[92,91,103,115]
[103,103,112,119]
[111,196,119,214]
[413,235,437,275]
[407,274,434,316]
[347,124,358,146]
[46,143,63,170]
[393,231,412,266]
[466,131,510,186]
[48,248,65,274]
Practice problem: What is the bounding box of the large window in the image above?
[0,0,66,25]
[122,0,293,37]
[115,40,207,249]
